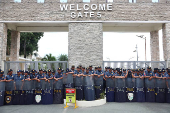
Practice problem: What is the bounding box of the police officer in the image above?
[104,66,108,75]
[166,69,170,78]
[94,67,98,73]
[156,69,166,79]
[37,69,46,82]
[65,68,70,74]
[115,69,125,78]
[14,70,24,90]
[70,65,75,73]
[133,69,144,79]
[0,70,6,82]
[14,70,24,81]
[144,66,154,80]
[6,69,14,82]
[52,71,55,76]
[162,68,166,77]
[83,67,90,75]
[89,65,94,74]
[153,68,159,76]
[74,66,82,74]
[125,70,135,78]
[46,69,53,83]
[54,68,63,81]
[95,66,104,76]
[30,70,38,80]
[82,67,85,74]
[122,69,127,76]
[24,71,31,81]
[105,67,115,79]
[112,68,117,75]
[21,70,25,77]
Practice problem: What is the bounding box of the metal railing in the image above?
[103,61,167,70]
[4,61,68,75]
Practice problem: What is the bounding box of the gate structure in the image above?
[103,61,167,69]
[4,61,68,75]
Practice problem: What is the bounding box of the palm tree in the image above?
[41,54,57,70]
[58,54,68,69]
[41,53,56,61]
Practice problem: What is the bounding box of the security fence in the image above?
[103,61,167,70]
[4,61,68,75]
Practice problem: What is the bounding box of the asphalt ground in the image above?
[0,102,170,113]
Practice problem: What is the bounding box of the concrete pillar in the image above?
[162,23,170,68]
[150,30,160,68]
[10,31,20,73]
[0,23,7,70]
[68,23,103,68]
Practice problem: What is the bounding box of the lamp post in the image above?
[136,35,146,61]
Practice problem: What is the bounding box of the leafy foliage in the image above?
[20,32,44,58]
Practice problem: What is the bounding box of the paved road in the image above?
[0,103,170,113]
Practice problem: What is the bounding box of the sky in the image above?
[38,30,164,61]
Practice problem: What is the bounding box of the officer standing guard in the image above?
[13,70,24,105]
[24,71,31,81]
[144,66,155,102]
[6,69,14,82]
[46,69,53,82]
[89,65,94,74]
[0,70,6,82]
[54,68,63,80]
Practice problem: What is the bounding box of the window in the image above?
[14,0,21,2]
[37,0,44,3]
[83,0,90,2]
[60,0,67,3]
[152,0,159,3]
[107,0,113,2]
[129,0,136,3]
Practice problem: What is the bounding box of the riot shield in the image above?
[33,80,46,104]
[74,76,84,100]
[63,73,74,99]
[125,78,136,102]
[166,79,170,103]
[53,79,63,104]
[115,78,126,102]
[145,78,156,102]
[84,76,95,101]
[94,76,103,99]
[42,79,53,104]
[0,81,5,106]
[135,78,145,102]
[23,80,33,105]
[106,78,115,102]
[155,79,166,103]
[5,81,14,105]
[13,80,24,105]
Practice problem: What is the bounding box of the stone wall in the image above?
[150,30,160,68]
[68,23,103,68]
[150,30,160,61]
[0,23,7,69]
[0,0,170,21]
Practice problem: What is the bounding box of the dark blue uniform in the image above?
[55,73,63,78]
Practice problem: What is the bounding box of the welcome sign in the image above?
[60,4,113,18]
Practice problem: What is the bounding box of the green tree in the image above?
[7,30,43,58]
[20,32,44,58]
[41,53,57,71]
[57,54,68,61]
[41,53,57,61]
[57,54,68,69]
